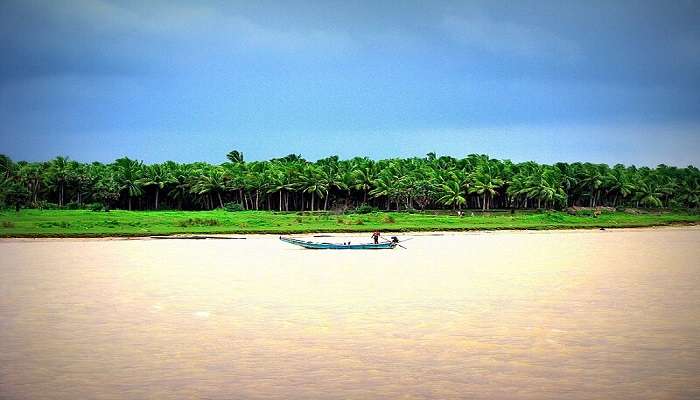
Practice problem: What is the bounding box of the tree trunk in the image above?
[324,192,329,210]
[311,192,315,211]
[279,191,283,211]
[482,193,487,211]
[155,189,160,210]
[217,192,224,208]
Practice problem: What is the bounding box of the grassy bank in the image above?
[0,209,698,238]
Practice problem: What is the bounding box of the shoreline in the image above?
[2,222,698,241]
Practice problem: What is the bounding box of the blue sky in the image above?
[1,0,698,166]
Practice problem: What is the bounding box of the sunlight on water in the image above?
[1,228,699,399]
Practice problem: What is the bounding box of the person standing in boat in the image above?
[371,231,381,244]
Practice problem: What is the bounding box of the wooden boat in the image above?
[279,236,397,250]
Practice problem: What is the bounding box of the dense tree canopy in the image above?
[1,152,698,211]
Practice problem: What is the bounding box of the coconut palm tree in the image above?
[352,159,377,204]
[469,166,503,210]
[138,164,173,210]
[114,157,144,210]
[634,180,663,208]
[678,178,700,208]
[437,180,466,209]
[92,170,120,211]
[167,163,193,210]
[226,150,244,164]
[192,167,228,209]
[299,165,328,211]
[578,164,605,207]
[46,156,70,206]
[4,151,700,211]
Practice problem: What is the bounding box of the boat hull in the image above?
[279,236,396,250]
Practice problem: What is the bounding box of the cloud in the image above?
[441,14,581,61]
[0,0,356,82]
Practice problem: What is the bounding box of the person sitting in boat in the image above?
[371,231,380,244]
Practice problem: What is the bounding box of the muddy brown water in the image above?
[1,228,699,399]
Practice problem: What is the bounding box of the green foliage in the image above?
[88,203,105,212]
[224,202,244,212]
[226,150,244,164]
[33,201,60,210]
[65,201,82,210]
[380,214,396,223]
[176,218,220,227]
[355,204,378,214]
[37,221,71,228]
[0,153,698,214]
[575,209,595,217]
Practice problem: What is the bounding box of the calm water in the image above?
[1,228,699,399]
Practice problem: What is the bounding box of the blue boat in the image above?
[279,236,397,250]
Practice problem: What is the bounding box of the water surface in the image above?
[1,228,699,399]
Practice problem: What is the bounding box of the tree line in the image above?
[0,151,698,212]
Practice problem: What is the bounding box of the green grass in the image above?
[0,209,698,238]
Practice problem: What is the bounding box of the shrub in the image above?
[1,221,15,228]
[65,201,82,210]
[88,203,104,212]
[355,204,378,214]
[32,201,60,210]
[380,214,396,223]
[37,221,71,228]
[176,218,220,227]
[224,202,244,212]
[575,209,594,217]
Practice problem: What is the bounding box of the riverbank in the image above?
[0,209,698,238]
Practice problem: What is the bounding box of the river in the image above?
[1,228,699,399]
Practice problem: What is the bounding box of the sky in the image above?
[1,0,699,166]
